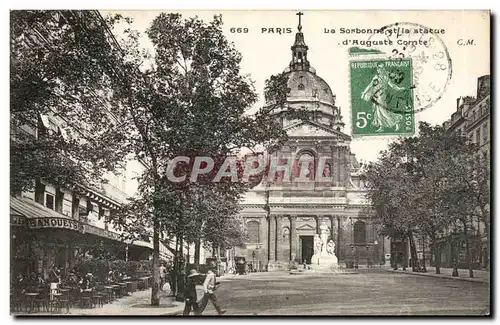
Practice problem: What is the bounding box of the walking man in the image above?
[198,268,226,315]
[183,269,201,316]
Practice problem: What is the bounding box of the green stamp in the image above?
[350,58,415,136]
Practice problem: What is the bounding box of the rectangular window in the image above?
[476,129,481,145]
[483,124,488,142]
[35,180,45,204]
[45,193,55,210]
[72,194,80,219]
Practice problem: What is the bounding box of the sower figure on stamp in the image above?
[183,269,202,316]
[197,268,226,315]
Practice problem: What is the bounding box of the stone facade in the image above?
[235,20,389,271]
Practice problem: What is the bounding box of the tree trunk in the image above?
[431,236,441,274]
[176,235,185,302]
[402,235,408,271]
[483,218,489,270]
[151,217,161,306]
[462,220,473,278]
[408,231,420,272]
[171,237,179,297]
[194,238,201,266]
[421,236,427,272]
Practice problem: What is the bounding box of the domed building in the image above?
[232,15,390,271]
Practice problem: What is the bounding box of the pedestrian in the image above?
[198,268,226,315]
[49,266,61,300]
[169,266,177,296]
[159,263,166,291]
[183,269,201,316]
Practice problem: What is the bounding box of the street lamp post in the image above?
[452,241,459,277]
[252,250,256,273]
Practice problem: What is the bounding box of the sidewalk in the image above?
[15,288,185,316]
[386,266,490,284]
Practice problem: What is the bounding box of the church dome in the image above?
[284,69,336,107]
[267,12,344,131]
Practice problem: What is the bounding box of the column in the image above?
[337,216,342,258]
[314,216,320,234]
[329,216,335,241]
[290,216,297,261]
[275,216,282,261]
[268,216,276,263]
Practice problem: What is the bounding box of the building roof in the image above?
[284,70,336,107]
[10,196,73,221]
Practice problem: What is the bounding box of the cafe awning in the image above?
[11,196,74,223]
[11,197,120,241]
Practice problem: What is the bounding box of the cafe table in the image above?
[104,286,115,301]
[110,285,121,299]
[118,283,128,296]
[125,281,134,293]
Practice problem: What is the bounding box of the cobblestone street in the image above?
[14,269,489,316]
[200,270,489,316]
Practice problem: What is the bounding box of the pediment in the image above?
[296,223,315,230]
[284,121,350,140]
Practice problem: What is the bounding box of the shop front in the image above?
[10,196,153,282]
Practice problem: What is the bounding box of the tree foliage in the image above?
[10,10,130,194]
[106,13,295,304]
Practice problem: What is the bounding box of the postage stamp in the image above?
[350,57,415,136]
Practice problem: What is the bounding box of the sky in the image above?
[102,10,490,191]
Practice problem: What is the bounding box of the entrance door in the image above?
[300,236,314,264]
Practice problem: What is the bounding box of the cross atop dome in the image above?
[290,11,310,71]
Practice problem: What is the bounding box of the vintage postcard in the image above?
[10,10,490,316]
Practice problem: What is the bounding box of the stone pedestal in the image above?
[310,221,340,272]
[310,251,339,271]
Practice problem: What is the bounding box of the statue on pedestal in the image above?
[310,221,339,271]
[326,240,335,256]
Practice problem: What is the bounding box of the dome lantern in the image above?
[289,12,311,72]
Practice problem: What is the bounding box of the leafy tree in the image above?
[364,122,490,275]
[109,13,298,305]
[363,149,419,271]
[10,10,129,194]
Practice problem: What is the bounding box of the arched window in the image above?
[246,221,260,243]
[293,152,315,180]
[353,221,366,244]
